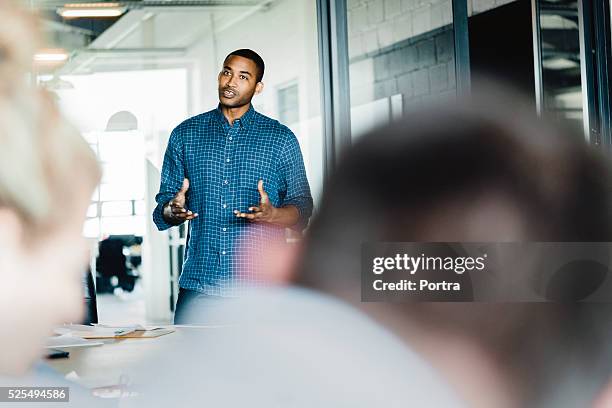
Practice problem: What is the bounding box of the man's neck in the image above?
[220,103,250,126]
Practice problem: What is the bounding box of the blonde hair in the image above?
[0,3,101,232]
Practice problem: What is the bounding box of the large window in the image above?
[278,82,300,126]
[83,130,146,238]
[535,0,583,131]
[346,0,456,140]
[50,69,189,239]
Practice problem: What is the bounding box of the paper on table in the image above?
[111,328,175,338]
[92,324,175,338]
[54,325,135,338]
[54,323,174,339]
[45,334,103,349]
[93,323,167,331]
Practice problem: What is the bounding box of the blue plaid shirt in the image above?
[153,104,313,296]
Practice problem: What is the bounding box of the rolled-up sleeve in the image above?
[152,128,185,231]
[278,129,314,230]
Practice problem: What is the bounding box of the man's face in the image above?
[218,55,262,108]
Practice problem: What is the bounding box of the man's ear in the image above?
[255,81,264,95]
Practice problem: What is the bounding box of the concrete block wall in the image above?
[350,26,456,112]
[348,0,452,58]
[347,0,518,60]
[348,0,516,112]
[469,0,517,15]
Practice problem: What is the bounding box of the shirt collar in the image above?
[215,103,256,129]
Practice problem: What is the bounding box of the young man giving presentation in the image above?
[153,49,313,323]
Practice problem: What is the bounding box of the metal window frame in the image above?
[316,0,351,177]
[531,0,545,115]
[579,0,599,142]
[532,0,612,147]
[579,0,612,148]
[316,0,612,154]
[316,0,471,174]
[453,0,471,96]
[595,0,612,148]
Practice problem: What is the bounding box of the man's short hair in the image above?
[226,49,265,82]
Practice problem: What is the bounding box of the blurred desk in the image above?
[46,326,209,390]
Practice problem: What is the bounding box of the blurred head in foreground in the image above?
[295,85,612,407]
[0,3,100,374]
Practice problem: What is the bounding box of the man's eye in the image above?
[240,75,246,80]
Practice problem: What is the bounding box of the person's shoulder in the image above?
[168,110,219,147]
[253,111,297,147]
[253,111,293,134]
[173,109,217,133]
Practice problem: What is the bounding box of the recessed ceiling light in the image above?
[34,50,69,63]
[58,3,127,18]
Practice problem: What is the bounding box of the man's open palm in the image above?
[234,180,276,222]
[164,178,198,223]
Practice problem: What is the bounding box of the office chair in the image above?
[83,268,98,325]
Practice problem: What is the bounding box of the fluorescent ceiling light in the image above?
[34,51,69,63]
[57,3,126,18]
[542,57,579,70]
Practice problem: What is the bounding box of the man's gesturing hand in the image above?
[235,180,300,227]
[163,178,198,225]
[234,180,277,223]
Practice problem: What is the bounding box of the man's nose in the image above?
[227,75,237,87]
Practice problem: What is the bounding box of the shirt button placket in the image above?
[221,126,237,261]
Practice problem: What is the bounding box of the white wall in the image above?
[185,0,324,206]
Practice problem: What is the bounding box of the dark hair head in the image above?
[225,49,265,82]
[296,86,612,407]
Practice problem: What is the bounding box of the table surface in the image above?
[46,326,207,390]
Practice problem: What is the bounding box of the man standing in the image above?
[153,49,313,323]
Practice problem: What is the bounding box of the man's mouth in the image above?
[223,89,237,98]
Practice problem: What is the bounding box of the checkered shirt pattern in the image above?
[153,104,313,297]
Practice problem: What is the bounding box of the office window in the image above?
[83,130,145,238]
[536,0,583,130]
[53,69,188,239]
[346,0,456,140]
[102,201,134,217]
[278,83,300,125]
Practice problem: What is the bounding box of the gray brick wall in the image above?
[347,0,517,113]
[351,27,456,112]
[347,0,518,60]
[348,0,452,58]
[470,0,517,15]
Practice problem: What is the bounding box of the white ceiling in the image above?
[27,0,271,74]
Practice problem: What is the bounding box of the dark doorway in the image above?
[469,0,536,99]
